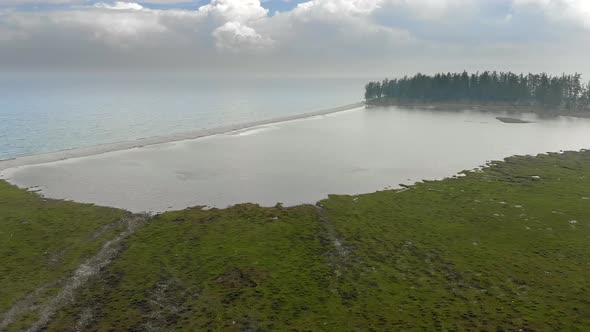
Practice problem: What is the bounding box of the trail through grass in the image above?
[0,181,130,331]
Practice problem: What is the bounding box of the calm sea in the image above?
[0,73,364,159]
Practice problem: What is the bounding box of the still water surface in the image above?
[0,74,364,159]
[3,107,590,212]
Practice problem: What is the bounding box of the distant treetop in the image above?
[365,71,590,112]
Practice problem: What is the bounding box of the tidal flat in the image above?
[3,106,590,213]
[1,150,590,331]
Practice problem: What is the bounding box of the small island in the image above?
[365,71,590,116]
[496,117,532,124]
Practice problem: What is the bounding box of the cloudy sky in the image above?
[1,0,589,77]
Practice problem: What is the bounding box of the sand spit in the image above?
[0,102,364,171]
[3,106,590,213]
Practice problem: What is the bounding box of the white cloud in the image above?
[289,0,478,20]
[292,0,382,16]
[0,0,190,3]
[0,0,81,3]
[0,0,588,76]
[198,0,269,22]
[213,21,274,51]
[387,0,477,20]
[93,2,144,10]
[513,0,590,28]
[198,0,272,53]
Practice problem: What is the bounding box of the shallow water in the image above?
[3,107,590,213]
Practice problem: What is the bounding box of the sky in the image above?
[1,0,590,78]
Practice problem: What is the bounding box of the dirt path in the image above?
[0,285,53,331]
[0,214,149,332]
[315,204,350,277]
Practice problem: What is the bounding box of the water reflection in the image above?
[4,107,590,212]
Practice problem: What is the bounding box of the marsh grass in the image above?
[4,150,590,330]
[0,181,127,330]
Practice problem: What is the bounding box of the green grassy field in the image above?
[0,180,129,330]
[2,151,590,331]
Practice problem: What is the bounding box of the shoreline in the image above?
[366,100,590,119]
[0,102,364,171]
[4,103,590,213]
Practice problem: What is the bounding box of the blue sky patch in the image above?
[263,0,308,13]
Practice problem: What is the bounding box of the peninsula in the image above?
[365,71,590,116]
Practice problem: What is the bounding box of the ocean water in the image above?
[0,73,364,159]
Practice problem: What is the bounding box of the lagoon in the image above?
[3,106,590,213]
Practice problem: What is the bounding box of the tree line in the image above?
[365,71,590,111]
